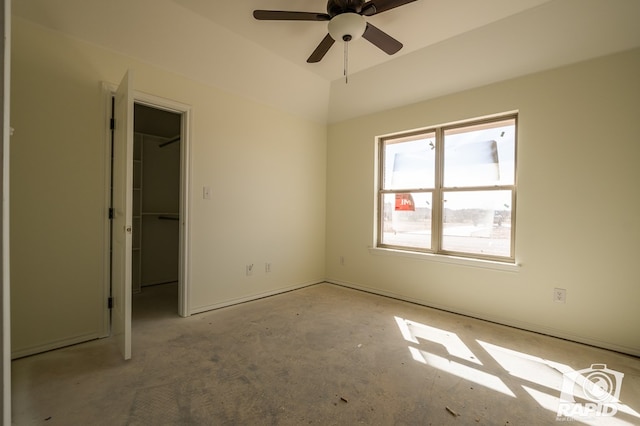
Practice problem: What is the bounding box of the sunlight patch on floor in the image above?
[408,346,515,397]
[395,316,640,424]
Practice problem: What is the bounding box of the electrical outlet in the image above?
[553,288,566,303]
[265,263,271,273]
[246,264,254,276]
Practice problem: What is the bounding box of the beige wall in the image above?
[10,18,326,356]
[10,16,640,358]
[326,48,640,356]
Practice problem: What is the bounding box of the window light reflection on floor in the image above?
[394,316,640,425]
[408,346,516,397]
[477,340,568,390]
[394,316,481,365]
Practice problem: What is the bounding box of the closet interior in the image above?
[132,104,181,295]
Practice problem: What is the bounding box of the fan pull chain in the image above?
[344,41,349,84]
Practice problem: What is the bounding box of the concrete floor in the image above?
[11,283,640,425]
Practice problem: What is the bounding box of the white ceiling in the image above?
[172,0,552,81]
[12,0,640,123]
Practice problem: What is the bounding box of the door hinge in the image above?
[108,208,114,219]
[110,118,115,130]
[108,297,113,309]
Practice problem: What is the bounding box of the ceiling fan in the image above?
[253,0,417,64]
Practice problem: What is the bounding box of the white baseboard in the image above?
[12,332,102,360]
[189,279,324,315]
[326,278,640,358]
[14,279,638,359]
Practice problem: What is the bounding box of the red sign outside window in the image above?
[395,193,415,211]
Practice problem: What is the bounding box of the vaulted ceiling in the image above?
[12,0,640,123]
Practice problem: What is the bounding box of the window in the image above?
[378,114,517,262]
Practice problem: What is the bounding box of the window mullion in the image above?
[377,138,386,248]
[432,127,444,253]
[441,185,515,192]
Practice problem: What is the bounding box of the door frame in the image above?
[101,83,192,337]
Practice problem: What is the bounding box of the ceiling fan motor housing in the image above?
[327,0,366,16]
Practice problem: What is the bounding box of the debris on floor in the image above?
[446,406,460,417]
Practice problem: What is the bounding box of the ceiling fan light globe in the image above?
[328,13,366,42]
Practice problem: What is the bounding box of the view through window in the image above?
[378,114,517,261]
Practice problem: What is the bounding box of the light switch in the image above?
[203,186,211,200]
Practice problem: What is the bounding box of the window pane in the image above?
[444,119,515,187]
[381,192,432,250]
[442,190,512,257]
[383,132,436,190]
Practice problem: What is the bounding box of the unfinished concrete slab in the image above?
[11,283,640,425]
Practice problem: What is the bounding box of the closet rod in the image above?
[159,136,180,148]
[158,215,180,221]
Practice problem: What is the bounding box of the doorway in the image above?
[131,103,182,319]
[106,81,191,356]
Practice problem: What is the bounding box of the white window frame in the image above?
[376,113,518,264]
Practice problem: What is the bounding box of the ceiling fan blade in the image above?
[362,23,402,55]
[253,10,331,21]
[361,0,417,16]
[307,34,335,63]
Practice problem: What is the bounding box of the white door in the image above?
[112,70,134,360]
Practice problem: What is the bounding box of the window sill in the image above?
[368,247,521,272]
